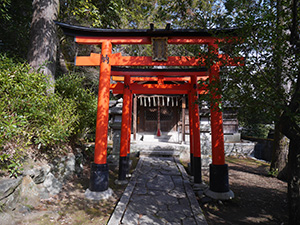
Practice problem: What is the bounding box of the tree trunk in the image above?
[281,89,300,224]
[27,0,59,93]
[280,74,300,224]
[287,137,300,224]
[270,122,289,175]
[287,0,300,222]
[58,45,69,75]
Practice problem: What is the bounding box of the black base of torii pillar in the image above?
[205,164,234,200]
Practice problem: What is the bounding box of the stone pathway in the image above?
[108,156,207,225]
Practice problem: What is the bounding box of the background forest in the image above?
[0,0,300,223]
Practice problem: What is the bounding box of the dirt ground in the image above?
[4,156,288,225]
[200,157,288,225]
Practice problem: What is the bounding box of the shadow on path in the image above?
[108,156,207,225]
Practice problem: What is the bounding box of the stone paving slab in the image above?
[108,157,207,225]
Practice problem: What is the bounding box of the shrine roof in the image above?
[55,21,239,38]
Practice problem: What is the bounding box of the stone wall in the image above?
[252,139,273,162]
[130,135,256,168]
[0,151,83,215]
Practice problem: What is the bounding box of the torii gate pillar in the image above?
[205,43,234,199]
[89,41,112,192]
[188,92,194,175]
[117,75,131,183]
[191,75,202,184]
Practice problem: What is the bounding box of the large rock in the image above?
[0,178,22,201]
[24,165,51,184]
[0,178,22,211]
[43,173,62,195]
[19,175,40,207]
[64,153,76,179]
[0,176,40,212]
[50,153,76,182]
[0,150,82,218]
[224,142,256,157]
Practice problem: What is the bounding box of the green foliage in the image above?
[0,55,79,176]
[0,0,11,21]
[0,55,98,176]
[240,123,271,139]
[55,73,97,140]
[58,0,226,64]
[7,159,23,178]
[59,0,121,28]
[0,55,77,146]
[220,1,298,125]
[268,168,279,177]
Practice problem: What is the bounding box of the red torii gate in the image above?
[108,67,209,183]
[56,21,242,199]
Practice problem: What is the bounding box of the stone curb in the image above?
[85,188,113,201]
[175,160,208,225]
[107,157,143,225]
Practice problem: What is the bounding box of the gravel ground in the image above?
[200,157,288,225]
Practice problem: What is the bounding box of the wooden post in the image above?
[118,75,131,181]
[133,94,137,141]
[128,92,133,155]
[191,75,202,183]
[188,92,194,176]
[207,43,232,197]
[182,95,186,143]
[210,69,225,165]
[209,44,225,166]
[157,97,161,136]
[90,41,112,192]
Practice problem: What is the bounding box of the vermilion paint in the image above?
[191,75,201,158]
[127,92,133,155]
[188,92,194,156]
[209,44,225,165]
[120,75,131,158]
[75,53,242,67]
[94,41,112,165]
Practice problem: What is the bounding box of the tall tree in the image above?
[27,0,59,93]
[219,0,300,223]
[284,1,300,223]
[267,0,289,177]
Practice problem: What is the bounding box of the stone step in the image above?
[134,132,182,143]
[131,142,188,152]
[131,141,186,158]
[139,149,181,157]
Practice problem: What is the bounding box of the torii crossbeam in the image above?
[56,21,242,200]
